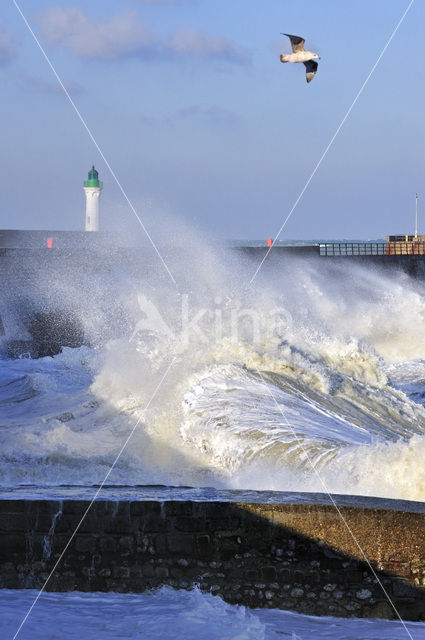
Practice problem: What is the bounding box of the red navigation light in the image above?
[47,238,53,249]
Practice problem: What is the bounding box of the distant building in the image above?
[385,235,425,254]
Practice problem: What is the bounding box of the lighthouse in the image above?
[83,165,102,231]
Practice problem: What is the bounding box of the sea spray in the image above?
[2,251,425,499]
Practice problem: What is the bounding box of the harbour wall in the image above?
[1,496,425,620]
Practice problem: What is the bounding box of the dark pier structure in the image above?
[1,492,425,620]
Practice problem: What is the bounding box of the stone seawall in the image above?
[1,497,425,620]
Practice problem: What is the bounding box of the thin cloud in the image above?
[24,75,83,96]
[176,105,242,126]
[37,6,250,65]
[140,114,157,126]
[141,105,242,127]
[170,28,250,64]
[0,28,16,64]
[38,7,157,61]
[135,0,197,4]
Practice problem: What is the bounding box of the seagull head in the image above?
[312,53,320,59]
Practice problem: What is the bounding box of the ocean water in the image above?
[2,250,425,637]
[2,587,425,640]
[1,254,425,499]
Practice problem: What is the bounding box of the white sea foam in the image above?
[1,587,424,640]
[2,254,425,500]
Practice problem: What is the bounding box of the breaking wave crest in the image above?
[2,254,425,501]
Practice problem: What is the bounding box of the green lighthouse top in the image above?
[84,165,100,187]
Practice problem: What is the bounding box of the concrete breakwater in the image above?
[1,495,425,620]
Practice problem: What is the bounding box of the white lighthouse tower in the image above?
[83,165,102,231]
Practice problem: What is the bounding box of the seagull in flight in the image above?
[280,34,320,83]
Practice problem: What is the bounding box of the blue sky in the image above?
[1,0,424,240]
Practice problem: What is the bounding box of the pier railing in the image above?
[319,242,425,257]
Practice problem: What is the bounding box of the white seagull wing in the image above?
[303,59,318,83]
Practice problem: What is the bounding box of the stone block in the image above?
[209,518,241,532]
[170,567,184,579]
[54,515,77,534]
[174,517,206,533]
[164,502,193,517]
[130,502,161,517]
[365,601,394,619]
[77,514,108,534]
[139,514,167,533]
[345,601,361,612]
[75,536,97,554]
[142,563,155,578]
[203,503,234,519]
[99,537,118,553]
[346,570,363,583]
[261,566,277,581]
[104,517,132,535]
[196,534,211,559]
[303,570,320,584]
[277,568,291,582]
[113,566,130,579]
[245,569,259,581]
[0,513,26,532]
[154,534,168,555]
[394,601,421,621]
[178,558,190,567]
[167,534,194,555]
[393,580,417,598]
[62,501,90,516]
[155,566,169,579]
[26,501,61,516]
[0,534,26,556]
[50,576,79,591]
[34,515,62,533]
[119,536,135,552]
[0,501,25,514]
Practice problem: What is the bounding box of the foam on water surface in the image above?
[1,587,424,640]
[3,252,425,636]
[2,256,425,500]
